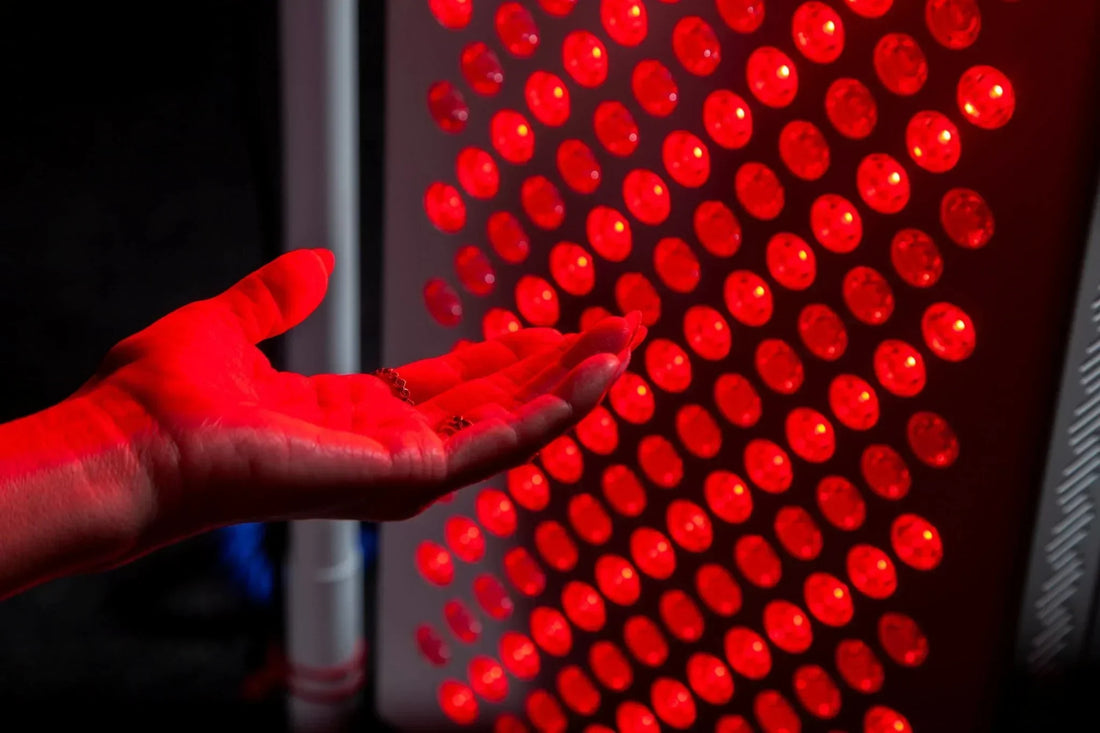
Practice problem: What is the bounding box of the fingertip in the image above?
[312,248,336,275]
[629,324,648,350]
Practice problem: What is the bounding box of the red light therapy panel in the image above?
[378,1,1100,732]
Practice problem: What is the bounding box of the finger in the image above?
[204,248,334,344]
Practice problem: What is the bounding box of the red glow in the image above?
[847,545,898,599]
[526,691,567,733]
[715,373,763,427]
[491,110,535,164]
[587,206,632,261]
[645,339,692,393]
[609,372,655,423]
[675,405,722,459]
[745,439,793,494]
[793,2,844,63]
[817,476,866,530]
[487,211,529,263]
[703,90,753,149]
[683,306,730,359]
[923,302,976,360]
[829,375,880,430]
[662,131,710,188]
[631,527,677,579]
[416,624,450,666]
[473,574,514,620]
[825,78,877,139]
[580,306,612,331]
[496,3,539,57]
[632,60,679,117]
[857,154,910,214]
[416,541,454,586]
[716,717,754,733]
[694,200,743,257]
[445,516,485,562]
[696,563,743,616]
[846,0,892,17]
[562,580,607,632]
[535,520,579,571]
[666,498,714,551]
[687,653,734,705]
[604,465,647,516]
[461,43,503,96]
[716,0,765,33]
[503,547,546,596]
[755,690,801,733]
[735,534,783,587]
[874,33,928,96]
[558,139,601,194]
[549,242,595,296]
[469,656,508,702]
[624,616,669,667]
[424,183,466,234]
[445,599,482,642]
[515,275,560,327]
[785,408,835,463]
[439,680,478,725]
[454,246,495,296]
[429,0,471,29]
[893,513,945,569]
[615,273,661,326]
[798,304,848,361]
[500,632,540,680]
[775,506,824,560]
[423,278,462,327]
[590,641,633,691]
[617,701,661,733]
[525,71,570,126]
[596,555,641,606]
[594,101,640,156]
[427,81,469,133]
[779,121,830,181]
[601,0,648,46]
[756,339,804,394]
[568,493,613,543]
[623,169,671,224]
[672,16,721,76]
[836,639,885,693]
[875,340,926,397]
[891,229,943,287]
[655,238,701,293]
[659,590,705,642]
[866,706,913,733]
[810,194,861,253]
[531,607,573,656]
[562,31,608,87]
[844,266,894,324]
[793,665,841,719]
[651,677,697,729]
[736,162,785,220]
[725,270,773,325]
[862,444,911,500]
[767,232,816,290]
[705,470,754,523]
[942,187,994,248]
[540,0,577,15]
[959,65,1015,129]
[764,600,814,653]
[541,434,583,482]
[907,111,961,173]
[508,464,549,510]
[521,176,565,231]
[746,47,798,108]
[456,148,499,200]
[724,627,772,679]
[558,666,600,715]
[804,573,854,626]
[879,612,929,666]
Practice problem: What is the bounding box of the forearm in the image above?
[0,387,157,600]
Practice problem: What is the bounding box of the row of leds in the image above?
[411,0,1011,731]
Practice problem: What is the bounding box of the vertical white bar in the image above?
[280,0,364,730]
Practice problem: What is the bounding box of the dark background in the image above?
[0,3,384,727]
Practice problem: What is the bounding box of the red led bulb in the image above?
[500,633,539,679]
[531,607,573,656]
[656,237,701,293]
[633,60,679,116]
[879,612,929,667]
[867,706,914,733]
[703,90,753,149]
[704,470,753,524]
[645,339,691,392]
[786,408,835,462]
[892,514,945,570]
[874,33,928,96]
[695,200,743,257]
[846,0,892,18]
[724,627,772,679]
[424,182,466,233]
[557,139,601,194]
[696,563,744,615]
[811,194,862,253]
[767,232,817,290]
[587,205,633,261]
[482,307,522,340]
[775,506,825,560]
[562,581,606,632]
[683,305,730,359]
[725,271,774,326]
[558,666,600,715]
[715,374,763,428]
[445,516,485,562]
[631,527,677,579]
[716,0,765,33]
[469,657,508,702]
[754,690,801,733]
[756,339,805,394]
[535,520,579,571]
[804,572,854,626]
[908,411,959,467]
[764,600,813,653]
[427,81,468,133]
[444,599,482,642]
[417,624,450,666]
[594,101,640,156]
[515,275,560,326]
[672,16,721,76]
[662,131,710,188]
[958,65,1015,129]
[736,162,785,220]
[843,266,894,325]
[439,680,478,725]
[686,653,734,705]
[526,691,567,733]
[491,110,535,164]
[623,169,671,225]
[540,0,577,16]
[487,211,529,263]
[639,435,684,488]
[601,0,648,46]
[417,541,455,586]
[799,304,848,361]
[735,534,782,587]
[568,493,613,546]
[610,371,655,423]
[429,0,471,28]
[456,147,499,199]
[862,444,911,500]
[847,545,897,599]
[496,3,539,57]
[830,375,880,430]
[891,229,943,287]
[624,616,669,667]
[941,187,994,248]
[908,111,961,173]
[659,590,705,643]
[923,302,976,360]
[476,489,516,537]
[779,120,830,181]
[825,78,877,139]
[563,31,609,87]
[745,439,793,493]
[595,555,641,606]
[575,406,619,455]
[793,665,841,719]
[792,2,845,64]
[603,464,647,517]
[460,43,503,96]
[525,71,571,126]
[521,176,565,230]
[503,547,546,596]
[541,435,584,483]
[590,641,633,691]
[746,47,798,107]
[617,701,661,733]
[424,278,463,327]
[550,242,595,296]
[675,405,723,459]
[836,639,885,693]
[817,476,866,530]
[857,154,910,214]
[875,339,926,396]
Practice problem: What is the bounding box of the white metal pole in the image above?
[279,1,363,730]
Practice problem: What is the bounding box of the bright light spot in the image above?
[991,84,1004,98]
[517,124,530,136]
[614,221,625,233]
[843,212,854,223]
[753,286,765,297]
[939,130,952,143]
[824,20,836,33]
[735,107,746,119]
[577,256,589,266]
[888,172,901,185]
[778,65,791,79]
[553,86,564,99]
[922,530,934,540]
[692,146,703,158]
[953,319,966,331]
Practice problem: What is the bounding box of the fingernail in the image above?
[629,324,648,350]
[313,248,335,275]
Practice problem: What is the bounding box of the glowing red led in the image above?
[846,0,892,17]
[672,16,721,76]
[469,656,508,702]
[617,701,660,733]
[455,246,496,296]
[568,494,613,545]
[847,545,897,599]
[879,612,929,666]
[683,306,730,359]
[809,194,861,253]
[844,266,894,325]
[587,205,632,261]
[624,616,669,666]
[785,408,835,463]
[874,340,926,397]
[942,187,994,248]
[735,534,783,587]
[445,516,485,563]
[695,200,743,257]
[424,278,463,327]
[655,238,701,294]
[959,65,1015,129]
[615,273,661,326]
[716,0,765,33]
[891,229,943,287]
[549,242,595,296]
[764,600,814,653]
[632,60,679,117]
[531,607,573,656]
[515,274,560,327]
[417,624,450,666]
[666,498,714,552]
[908,111,961,173]
[639,435,684,488]
[439,680,478,725]
[725,270,773,326]
[736,162,785,220]
[825,78,877,139]
[755,690,801,733]
[491,110,535,164]
[542,435,584,483]
[461,43,503,96]
[829,375,880,430]
[687,653,733,705]
[429,0,471,28]
[525,71,571,126]
[798,304,848,361]
[473,574,514,620]
[703,90,753,150]
[623,169,671,225]
[558,139,602,194]
[540,0,576,15]
[875,33,928,96]
[715,373,763,427]
[775,506,824,561]
[594,101,640,156]
[662,131,710,188]
[705,470,754,524]
[660,590,705,643]
[580,306,612,331]
[416,541,454,586]
[575,407,618,456]
[495,716,527,733]
[456,148,499,200]
[496,3,539,57]
[756,339,804,394]
[817,476,866,530]
[793,665,841,719]
[792,2,845,64]
[427,81,469,133]
[562,581,606,632]
[508,463,550,511]
[893,513,944,570]
[535,520,579,572]
[645,339,692,392]
[596,555,641,606]
[766,233,816,290]
[521,176,565,231]
[862,444,911,500]
[857,154,910,214]
[779,120,830,181]
[500,632,540,680]
[675,405,722,459]
[504,547,546,596]
[746,47,798,108]
[487,211,529,263]
[631,527,677,579]
[696,563,743,616]
[604,464,647,517]
[557,666,600,716]
[836,639,885,693]
[923,302,976,360]
[562,31,609,88]
[745,439,793,494]
[651,677,697,729]
[866,706,914,733]
[424,183,466,233]
[601,0,648,46]
[724,627,772,679]
[590,641,633,691]
[610,372,655,423]
[526,691,567,733]
[445,599,482,642]
[804,573,854,626]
